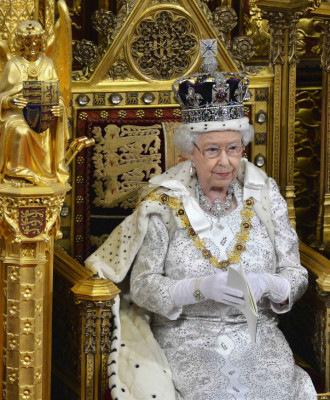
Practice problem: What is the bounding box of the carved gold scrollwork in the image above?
[264,11,302,65]
[297,18,322,57]
[231,36,255,61]
[294,89,321,243]
[100,303,113,354]
[213,6,238,33]
[84,302,97,354]
[321,20,330,73]
[151,0,180,3]
[244,1,270,58]
[0,193,66,243]
[92,124,162,209]
[130,9,198,80]
[105,60,133,81]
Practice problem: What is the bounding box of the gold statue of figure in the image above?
[0,6,72,186]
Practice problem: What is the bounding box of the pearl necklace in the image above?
[196,180,235,220]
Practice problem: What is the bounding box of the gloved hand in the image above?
[246,273,269,303]
[200,273,244,305]
[170,273,244,308]
[247,272,290,304]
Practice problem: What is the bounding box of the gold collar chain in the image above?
[145,190,254,269]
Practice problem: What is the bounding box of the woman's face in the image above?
[189,130,243,192]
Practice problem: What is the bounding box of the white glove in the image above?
[246,273,269,303]
[170,273,244,307]
[200,273,244,306]
[247,272,290,304]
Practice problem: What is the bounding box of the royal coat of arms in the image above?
[18,207,47,238]
[23,80,59,133]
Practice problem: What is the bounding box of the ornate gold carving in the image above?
[111,0,139,41]
[0,192,66,243]
[106,60,131,81]
[130,10,199,80]
[264,11,302,64]
[151,0,179,3]
[84,302,96,354]
[297,18,322,57]
[73,39,98,78]
[213,7,238,35]
[126,92,138,105]
[1,257,49,399]
[0,0,35,56]
[92,9,115,37]
[72,276,119,399]
[294,89,321,244]
[244,1,270,58]
[21,243,36,258]
[73,0,139,81]
[287,65,297,186]
[321,20,330,73]
[231,36,255,61]
[272,64,282,181]
[92,124,162,209]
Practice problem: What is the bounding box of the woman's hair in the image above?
[173,119,254,156]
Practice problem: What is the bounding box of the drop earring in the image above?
[190,160,196,176]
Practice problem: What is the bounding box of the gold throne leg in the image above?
[0,182,70,400]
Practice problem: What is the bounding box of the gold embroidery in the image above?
[144,190,254,269]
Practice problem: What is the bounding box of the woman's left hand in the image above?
[246,273,269,303]
[247,272,290,305]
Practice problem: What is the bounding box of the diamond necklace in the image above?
[196,180,235,219]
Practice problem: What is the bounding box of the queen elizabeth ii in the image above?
[85,46,317,399]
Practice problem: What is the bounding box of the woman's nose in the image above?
[217,149,230,166]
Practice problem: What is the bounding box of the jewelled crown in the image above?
[173,39,250,125]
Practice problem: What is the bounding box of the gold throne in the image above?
[0,0,330,399]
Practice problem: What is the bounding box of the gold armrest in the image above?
[71,275,120,400]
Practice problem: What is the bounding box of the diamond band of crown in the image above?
[173,39,250,125]
[182,104,245,124]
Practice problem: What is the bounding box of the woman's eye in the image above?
[227,146,237,151]
[205,147,220,153]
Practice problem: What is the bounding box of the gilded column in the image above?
[0,183,70,400]
[312,3,330,247]
[259,1,309,228]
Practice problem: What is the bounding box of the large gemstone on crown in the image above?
[216,89,226,103]
[203,109,210,120]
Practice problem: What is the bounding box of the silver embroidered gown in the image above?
[130,178,317,400]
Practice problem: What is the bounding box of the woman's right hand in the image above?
[200,273,244,306]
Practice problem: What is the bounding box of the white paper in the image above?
[227,265,258,343]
